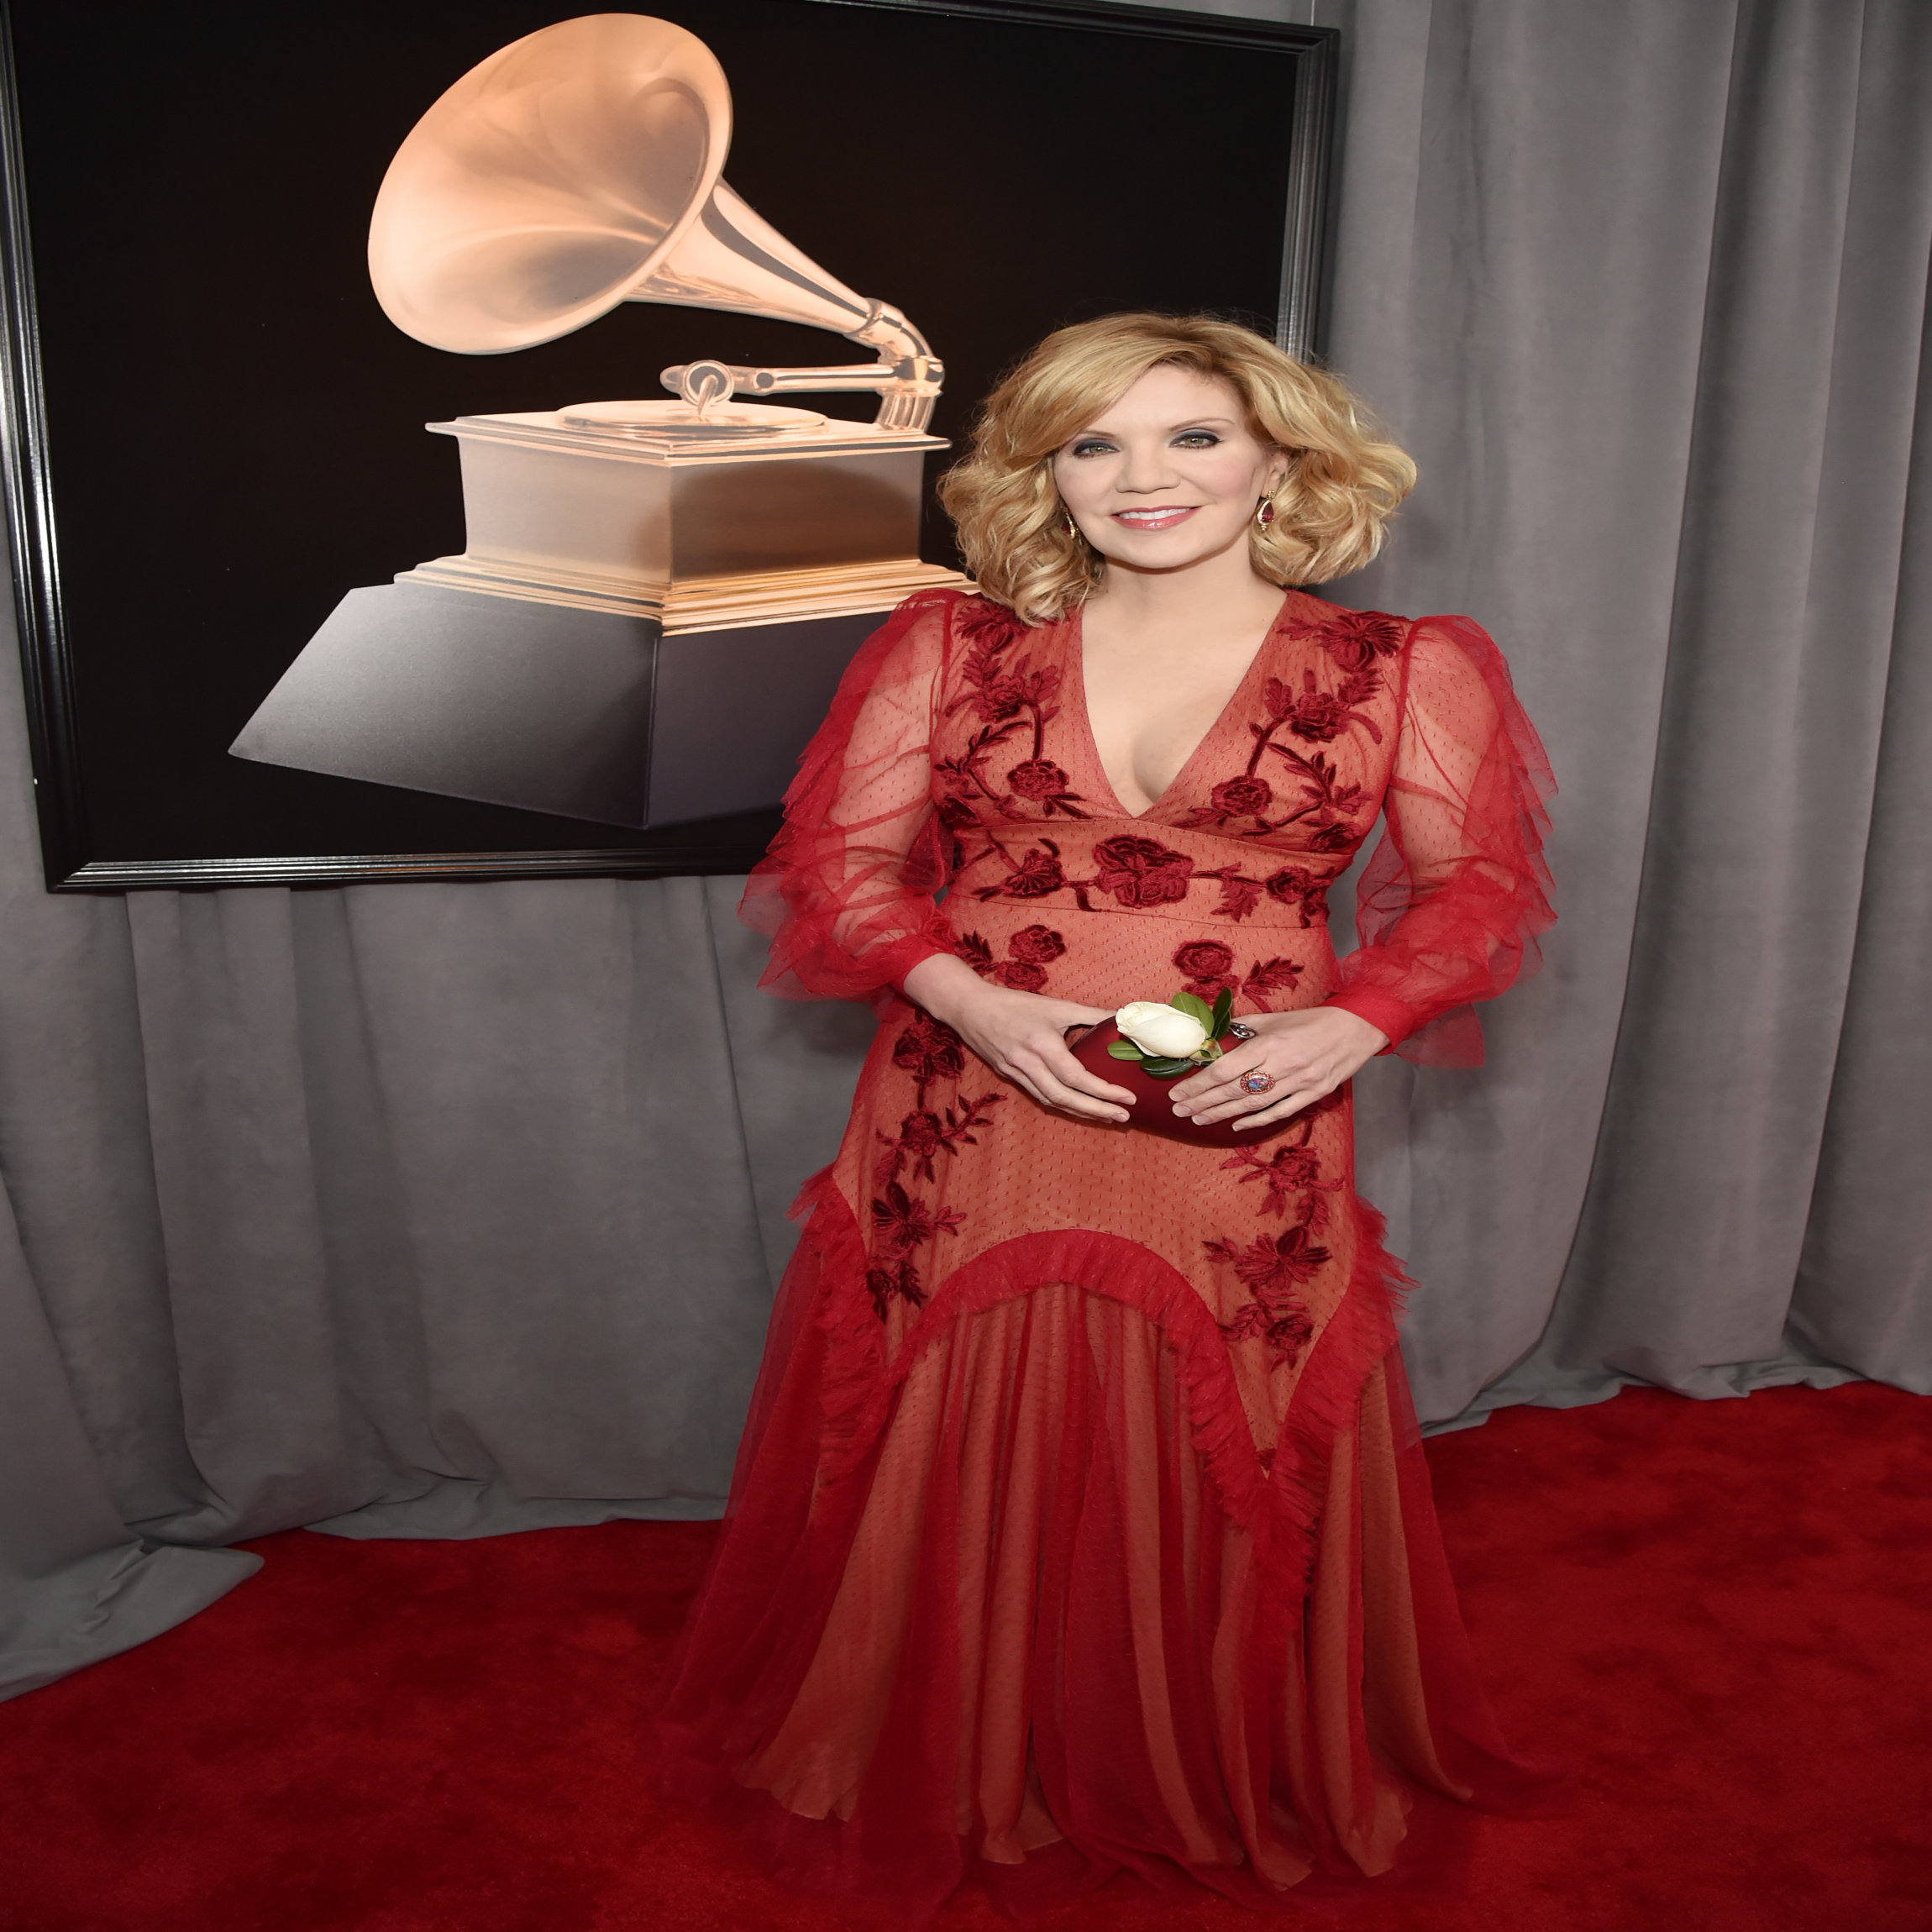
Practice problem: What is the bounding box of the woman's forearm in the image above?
[900,953,995,1028]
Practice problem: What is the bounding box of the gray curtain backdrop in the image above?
[3,0,1927,1700]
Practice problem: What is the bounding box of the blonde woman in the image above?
[657,314,1555,1916]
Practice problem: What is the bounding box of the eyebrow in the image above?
[1072,415,1243,436]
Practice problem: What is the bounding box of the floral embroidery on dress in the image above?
[1222,1142,1345,1223]
[1206,1221,1331,1368]
[971,834,1201,913]
[1170,940,1304,1003]
[868,1183,968,1319]
[956,924,1066,991]
[874,1018,984,1318]
[1269,668,1384,746]
[1085,836,1194,906]
[1203,858,1338,926]
[1286,607,1407,673]
[1176,622,1393,843]
[937,599,1089,825]
[970,837,1067,901]
[893,1016,968,1093]
[876,1095,1003,1186]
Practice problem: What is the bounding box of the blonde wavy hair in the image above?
[937,313,1415,623]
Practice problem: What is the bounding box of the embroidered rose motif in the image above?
[893,1017,966,1089]
[1173,939,1236,981]
[1007,925,1067,964]
[1210,774,1273,816]
[969,675,1032,722]
[1264,867,1330,925]
[876,1092,1002,1184]
[942,601,1086,817]
[1223,1142,1342,1218]
[955,925,1063,991]
[1284,689,1349,742]
[1006,758,1070,800]
[1091,835,1194,907]
[1269,667,1383,746]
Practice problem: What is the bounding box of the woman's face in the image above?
[1051,365,1288,575]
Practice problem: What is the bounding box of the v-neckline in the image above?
[1070,591,1294,822]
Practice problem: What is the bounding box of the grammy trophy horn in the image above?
[367,14,942,430]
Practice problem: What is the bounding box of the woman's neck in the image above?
[1080,533,1286,638]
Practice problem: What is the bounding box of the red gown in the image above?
[655,585,1556,1919]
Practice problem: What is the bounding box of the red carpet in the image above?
[3,1382,1927,1932]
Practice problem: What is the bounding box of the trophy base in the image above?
[229,581,890,830]
[399,554,967,633]
[228,406,970,827]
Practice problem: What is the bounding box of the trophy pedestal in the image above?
[231,412,968,827]
[231,582,882,830]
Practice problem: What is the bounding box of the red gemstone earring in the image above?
[1062,512,1079,538]
[1254,497,1278,529]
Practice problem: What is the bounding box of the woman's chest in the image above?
[929,598,1411,864]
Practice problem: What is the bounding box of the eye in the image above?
[1173,430,1221,449]
[1068,437,1116,458]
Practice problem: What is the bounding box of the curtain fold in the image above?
[1320,0,1932,1417]
[1,0,1925,1699]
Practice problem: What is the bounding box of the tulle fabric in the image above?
[659,1200,1552,1923]
[1327,617,1557,1066]
[658,587,1557,1920]
[738,597,958,1010]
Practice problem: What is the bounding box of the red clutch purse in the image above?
[1067,1018,1296,1149]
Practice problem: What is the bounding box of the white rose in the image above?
[1115,1000,1210,1059]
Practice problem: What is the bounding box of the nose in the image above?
[1116,436,1181,495]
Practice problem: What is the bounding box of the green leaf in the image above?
[1210,987,1234,1036]
[1170,990,1215,1028]
[1105,1039,1145,1062]
[1140,1056,1195,1078]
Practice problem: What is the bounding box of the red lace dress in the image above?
[655,585,1556,1918]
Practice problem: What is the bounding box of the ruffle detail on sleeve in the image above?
[1329,614,1555,1067]
[739,591,965,1005]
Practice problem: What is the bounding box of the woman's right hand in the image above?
[900,955,1136,1124]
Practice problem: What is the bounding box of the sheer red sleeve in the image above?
[738,593,958,1004]
[1325,615,1556,1066]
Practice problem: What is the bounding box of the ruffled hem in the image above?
[655,1184,1554,1924]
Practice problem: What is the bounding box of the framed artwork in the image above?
[0,0,1337,889]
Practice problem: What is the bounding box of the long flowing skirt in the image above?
[655,912,1549,1919]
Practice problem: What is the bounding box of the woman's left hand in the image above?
[1168,1008,1390,1130]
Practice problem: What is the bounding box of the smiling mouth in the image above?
[1110,506,1200,530]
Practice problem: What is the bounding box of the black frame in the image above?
[0,0,1337,890]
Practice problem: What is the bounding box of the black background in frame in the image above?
[1,0,1333,887]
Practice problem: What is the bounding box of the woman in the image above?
[656,314,1555,1917]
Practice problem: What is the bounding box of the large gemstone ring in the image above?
[1240,1071,1275,1095]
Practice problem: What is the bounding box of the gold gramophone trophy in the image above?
[232,13,966,829]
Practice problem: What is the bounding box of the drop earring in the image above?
[1254,497,1278,529]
